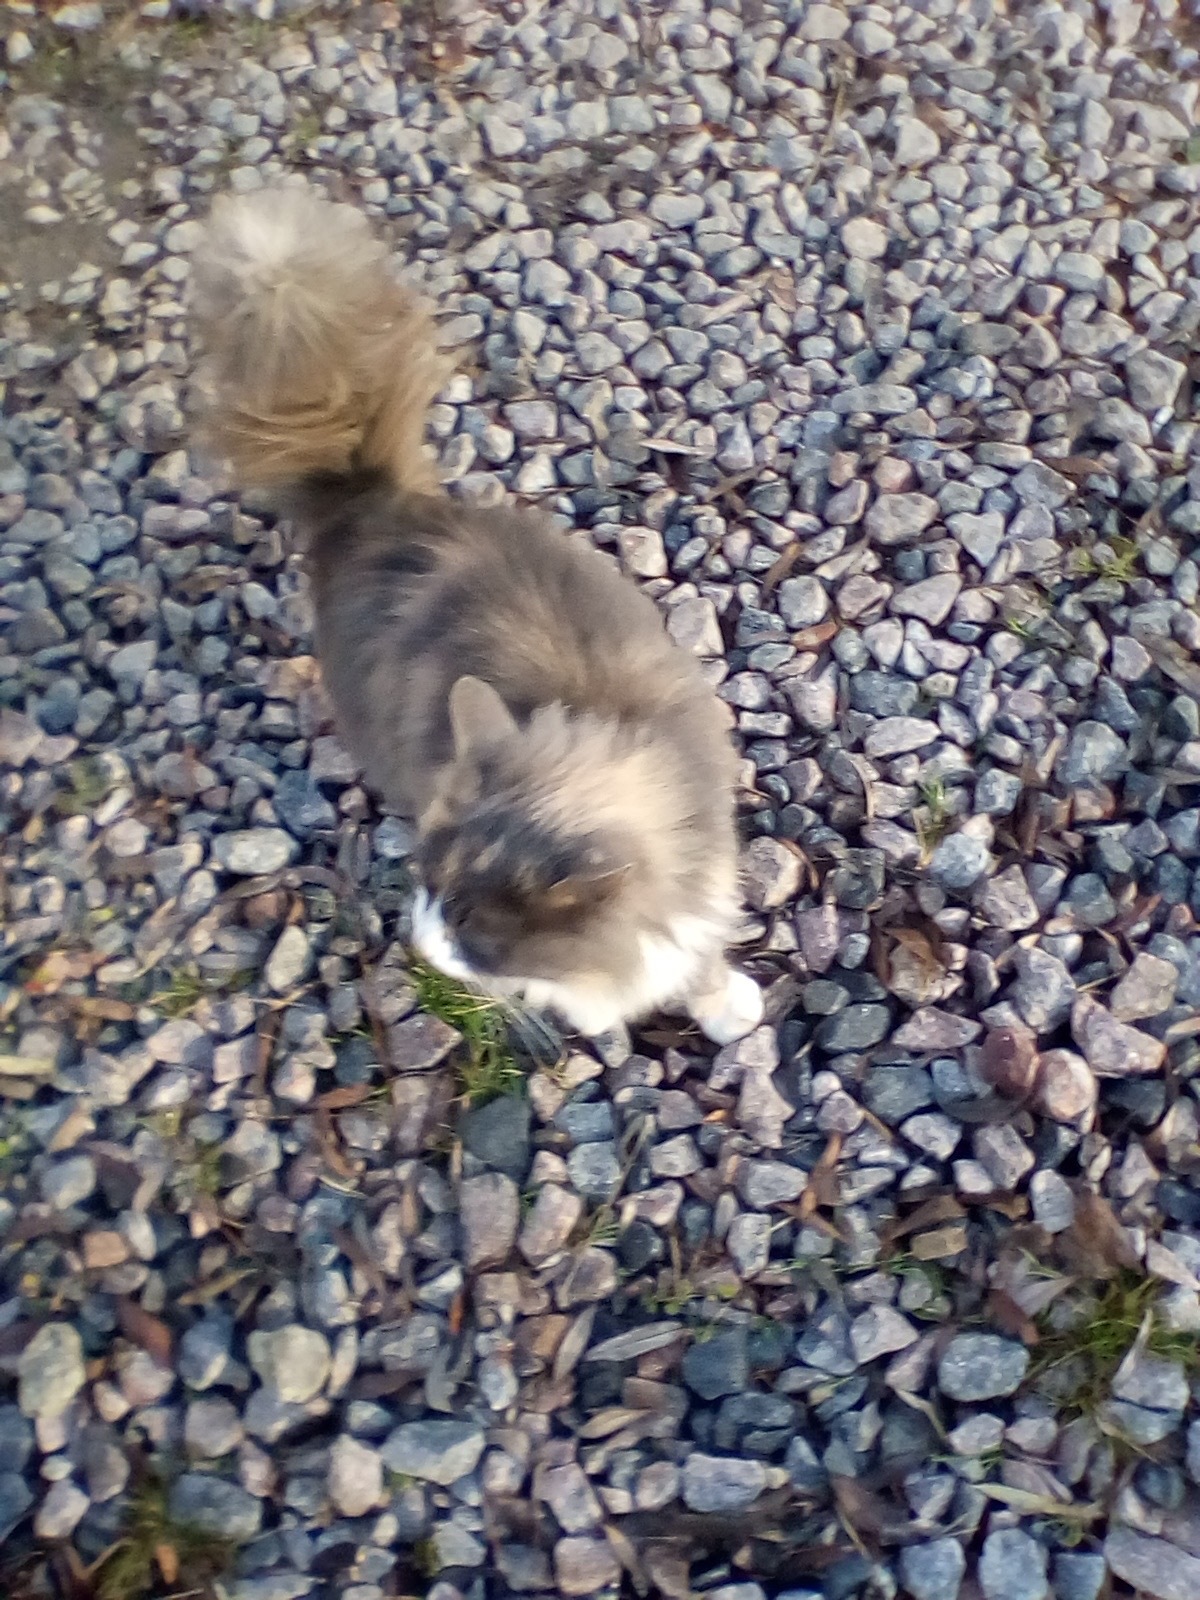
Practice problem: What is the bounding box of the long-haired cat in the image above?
[188,182,764,1045]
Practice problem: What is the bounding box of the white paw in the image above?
[692,969,764,1045]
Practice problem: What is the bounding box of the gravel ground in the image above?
[3,1,1200,1598]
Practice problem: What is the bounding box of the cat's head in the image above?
[411,676,636,991]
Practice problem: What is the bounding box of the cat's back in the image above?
[308,483,732,804]
[363,491,714,723]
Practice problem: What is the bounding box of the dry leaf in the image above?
[792,617,839,651]
[577,1407,651,1440]
[800,1132,843,1212]
[553,1306,596,1381]
[911,1224,969,1260]
[979,1025,1040,1101]
[1139,633,1200,698]
[881,1193,965,1250]
[116,1298,173,1366]
[886,928,956,1007]
[604,1522,648,1596]
[0,1054,54,1079]
[1056,1187,1139,1279]
[986,1288,1041,1347]
[760,542,803,598]
[316,1083,374,1111]
[1000,1460,1073,1503]
[155,1544,180,1586]
[643,436,706,457]
[75,995,138,1023]
[24,948,103,995]
[990,1250,1071,1319]
[831,1476,912,1546]
[976,1483,1101,1523]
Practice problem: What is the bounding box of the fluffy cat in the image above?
[189,182,764,1045]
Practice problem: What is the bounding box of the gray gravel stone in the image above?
[682,1329,750,1400]
[682,1453,767,1512]
[328,1435,384,1518]
[18,1323,85,1419]
[938,1334,1029,1401]
[815,1004,891,1053]
[247,1326,331,1403]
[899,1539,968,1600]
[928,831,993,892]
[381,1420,486,1486]
[1054,722,1128,788]
[211,828,298,875]
[170,1475,263,1541]
[34,1480,89,1540]
[0,1473,34,1541]
[979,1528,1048,1600]
[459,1172,519,1269]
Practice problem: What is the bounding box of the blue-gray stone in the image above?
[682,1330,750,1401]
[978,1528,1048,1600]
[170,1474,263,1541]
[898,1538,967,1600]
[938,1334,1028,1401]
[273,770,336,834]
[815,1004,891,1053]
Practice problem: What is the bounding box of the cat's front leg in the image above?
[687,961,764,1045]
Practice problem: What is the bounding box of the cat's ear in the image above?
[449,676,518,758]
[542,863,632,915]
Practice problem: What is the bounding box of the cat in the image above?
[189,181,764,1045]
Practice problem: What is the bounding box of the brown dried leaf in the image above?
[886,927,956,1006]
[990,1248,1071,1319]
[1140,632,1200,699]
[24,947,104,995]
[986,1288,1041,1347]
[792,617,839,652]
[979,1025,1040,1101]
[177,1266,256,1307]
[313,1108,356,1179]
[976,1483,1101,1523]
[155,1544,180,1586]
[642,436,706,457]
[604,1522,648,1596]
[1050,456,1110,479]
[553,1306,596,1381]
[77,996,138,1023]
[115,1298,173,1366]
[911,1224,969,1261]
[831,1476,909,1547]
[759,542,803,599]
[578,1407,651,1441]
[801,1132,843,1211]
[332,1226,389,1307]
[880,1193,966,1250]
[1055,1187,1139,1279]
[316,1083,374,1111]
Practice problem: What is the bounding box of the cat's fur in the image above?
[189,182,763,1044]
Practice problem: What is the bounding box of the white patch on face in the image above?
[411,895,742,1042]
[411,888,478,984]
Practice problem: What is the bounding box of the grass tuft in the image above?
[1030,1271,1200,1417]
[915,777,954,859]
[410,960,524,1106]
[94,1477,235,1600]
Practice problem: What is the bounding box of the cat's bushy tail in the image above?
[189,183,450,495]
